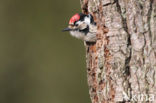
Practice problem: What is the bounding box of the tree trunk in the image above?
[80,0,156,102]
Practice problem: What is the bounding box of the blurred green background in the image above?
[0,0,90,103]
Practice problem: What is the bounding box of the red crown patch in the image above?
[69,13,80,24]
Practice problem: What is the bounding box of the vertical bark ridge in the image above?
[116,0,132,101]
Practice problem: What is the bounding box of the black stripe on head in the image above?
[78,13,96,25]
[79,25,89,35]
[79,13,87,21]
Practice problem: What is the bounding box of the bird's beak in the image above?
[62,27,72,32]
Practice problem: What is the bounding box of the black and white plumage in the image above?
[63,13,97,42]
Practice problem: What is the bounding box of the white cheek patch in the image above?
[75,21,87,30]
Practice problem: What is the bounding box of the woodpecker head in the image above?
[63,13,97,42]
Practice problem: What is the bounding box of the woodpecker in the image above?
[63,13,97,42]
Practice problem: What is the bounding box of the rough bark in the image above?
[80,0,156,102]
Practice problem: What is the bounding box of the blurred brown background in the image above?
[0,0,90,103]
